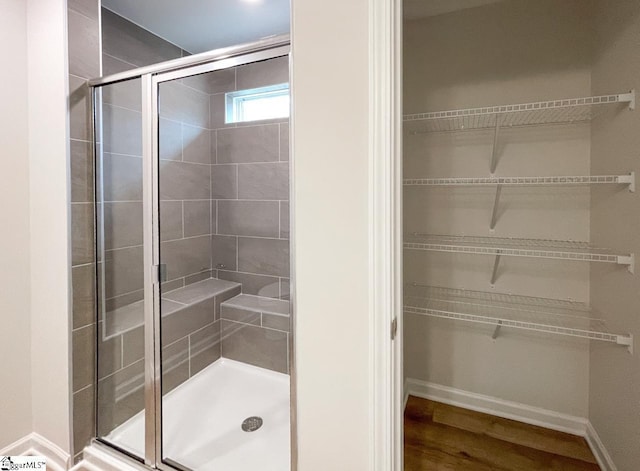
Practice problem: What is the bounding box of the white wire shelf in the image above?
[403,283,632,348]
[403,173,635,191]
[403,92,635,132]
[404,234,634,269]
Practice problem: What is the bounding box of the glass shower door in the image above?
[92,41,292,471]
[94,77,147,460]
[154,52,292,471]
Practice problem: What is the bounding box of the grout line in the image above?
[179,119,184,162]
[68,5,98,24]
[215,160,287,166]
[219,317,288,334]
[120,333,124,370]
[161,198,211,202]
[70,137,93,144]
[207,79,212,134]
[103,102,143,115]
[104,289,144,305]
[71,322,95,334]
[181,201,185,239]
[188,336,192,377]
[218,267,284,278]
[235,234,290,241]
[234,68,237,93]
[160,233,212,245]
[209,202,214,272]
[214,129,218,164]
[71,261,96,269]
[104,242,144,252]
[159,159,211,168]
[102,150,143,159]
[213,121,284,131]
[96,199,143,203]
[97,358,144,384]
[179,80,213,97]
[69,72,91,82]
[235,164,239,199]
[102,53,138,70]
[105,198,289,203]
[73,382,94,396]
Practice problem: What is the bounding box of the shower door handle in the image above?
[154,264,167,283]
[391,317,398,340]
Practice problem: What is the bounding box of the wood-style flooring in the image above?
[404,396,599,471]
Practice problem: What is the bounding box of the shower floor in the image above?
[107,358,291,471]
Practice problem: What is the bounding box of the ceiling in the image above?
[102,0,290,54]
[102,0,504,53]
[404,0,505,20]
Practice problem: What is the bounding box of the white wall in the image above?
[403,0,592,418]
[590,1,640,469]
[291,0,372,468]
[27,0,72,455]
[0,0,33,448]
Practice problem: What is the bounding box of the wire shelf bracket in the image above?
[489,117,502,174]
[404,284,634,352]
[492,320,503,340]
[618,172,636,192]
[490,250,502,286]
[490,184,502,231]
[620,89,636,110]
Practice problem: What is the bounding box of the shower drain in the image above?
[241,416,264,432]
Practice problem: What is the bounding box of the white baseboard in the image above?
[403,379,409,410]
[586,422,617,471]
[0,433,70,471]
[405,378,587,436]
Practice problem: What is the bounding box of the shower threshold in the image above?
[106,358,291,471]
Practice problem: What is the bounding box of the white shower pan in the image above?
[107,359,291,471]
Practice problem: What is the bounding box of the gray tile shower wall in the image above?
[207,57,291,374]
[220,294,290,373]
[68,0,100,461]
[209,58,291,301]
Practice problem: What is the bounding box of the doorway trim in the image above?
[369,0,403,469]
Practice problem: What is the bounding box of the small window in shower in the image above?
[225,83,290,123]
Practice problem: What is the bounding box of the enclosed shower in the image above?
[90,37,293,471]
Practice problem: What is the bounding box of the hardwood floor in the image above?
[404,396,599,471]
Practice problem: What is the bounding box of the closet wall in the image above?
[403,0,592,418]
[590,1,640,468]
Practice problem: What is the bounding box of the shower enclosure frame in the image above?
[88,35,296,471]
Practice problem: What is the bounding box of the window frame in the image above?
[225,83,290,123]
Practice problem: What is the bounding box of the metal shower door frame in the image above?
[90,36,293,471]
[145,44,291,471]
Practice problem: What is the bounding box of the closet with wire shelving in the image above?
[402,1,640,468]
